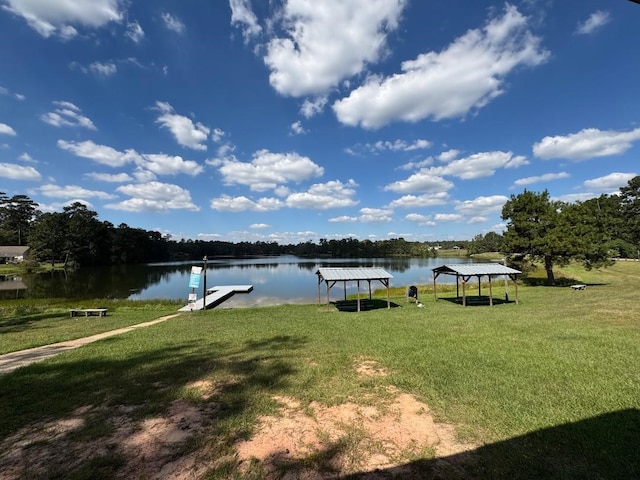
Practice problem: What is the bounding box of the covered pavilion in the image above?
[316,267,393,311]
[432,263,522,306]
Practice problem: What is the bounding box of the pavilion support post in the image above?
[478,276,482,298]
[318,277,321,305]
[343,282,347,301]
[326,281,330,309]
[357,280,361,312]
[433,274,437,302]
[386,281,390,309]
[489,275,493,306]
[456,276,460,299]
[462,280,466,307]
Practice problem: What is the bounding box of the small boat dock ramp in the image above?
[179,285,254,311]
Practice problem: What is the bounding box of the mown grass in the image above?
[0,261,639,478]
[0,298,182,354]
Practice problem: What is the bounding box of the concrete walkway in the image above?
[0,313,181,375]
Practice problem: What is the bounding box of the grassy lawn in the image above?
[0,262,639,478]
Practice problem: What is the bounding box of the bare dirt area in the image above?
[0,361,478,479]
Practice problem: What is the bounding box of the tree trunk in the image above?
[544,256,555,286]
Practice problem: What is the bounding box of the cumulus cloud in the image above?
[262,0,406,97]
[384,172,453,194]
[329,207,392,223]
[210,195,284,212]
[575,11,610,35]
[41,101,96,130]
[137,154,204,176]
[3,0,123,38]
[290,121,306,135]
[0,123,17,136]
[387,192,449,209]
[108,182,198,212]
[154,101,210,150]
[286,179,359,210]
[333,4,548,128]
[583,172,637,192]
[533,127,640,161]
[513,171,570,186]
[214,149,324,191]
[36,183,115,199]
[437,151,528,179]
[0,162,41,180]
[454,195,509,216]
[58,139,140,167]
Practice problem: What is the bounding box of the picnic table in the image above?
[570,284,586,291]
[69,308,108,317]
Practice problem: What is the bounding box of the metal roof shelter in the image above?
[316,267,393,311]
[432,263,522,306]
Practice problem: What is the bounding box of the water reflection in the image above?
[1,255,484,305]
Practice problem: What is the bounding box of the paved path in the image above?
[0,313,181,375]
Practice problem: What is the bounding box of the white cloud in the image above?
[108,182,198,212]
[576,11,610,35]
[41,101,96,129]
[384,172,453,194]
[85,172,133,182]
[229,0,262,42]
[216,149,324,191]
[329,207,392,223]
[58,139,203,176]
[434,213,463,222]
[89,61,117,76]
[3,0,122,38]
[438,149,460,162]
[437,151,528,179]
[454,195,509,216]
[161,12,184,33]
[250,223,270,230]
[137,154,203,176]
[533,127,640,161]
[300,96,328,118]
[210,195,284,212]
[290,121,306,135]
[0,123,17,136]
[126,20,144,42]
[263,0,406,97]
[154,101,209,150]
[58,139,140,167]
[0,162,41,180]
[36,183,115,199]
[583,172,637,192]
[333,4,548,128]
[405,213,435,226]
[286,179,359,210]
[387,192,449,209]
[513,171,570,186]
[19,153,36,162]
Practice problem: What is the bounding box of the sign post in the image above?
[188,266,202,310]
[202,256,208,309]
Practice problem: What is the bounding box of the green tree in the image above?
[502,190,606,285]
[619,175,640,251]
[29,212,67,266]
[0,193,40,245]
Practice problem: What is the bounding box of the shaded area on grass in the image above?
[438,295,515,307]
[333,298,401,312]
[0,333,308,478]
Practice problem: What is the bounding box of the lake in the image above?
[1,255,495,306]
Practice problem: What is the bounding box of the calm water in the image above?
[1,256,492,306]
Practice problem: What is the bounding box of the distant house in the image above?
[0,246,30,264]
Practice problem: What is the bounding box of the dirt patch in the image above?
[235,361,478,478]
[0,399,213,479]
[0,361,477,479]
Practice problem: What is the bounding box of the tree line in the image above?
[2,175,639,277]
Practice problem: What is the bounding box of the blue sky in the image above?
[1,0,639,244]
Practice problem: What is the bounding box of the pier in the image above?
[179,285,254,311]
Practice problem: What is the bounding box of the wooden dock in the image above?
[179,285,254,311]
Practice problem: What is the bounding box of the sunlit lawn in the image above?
[0,261,639,478]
